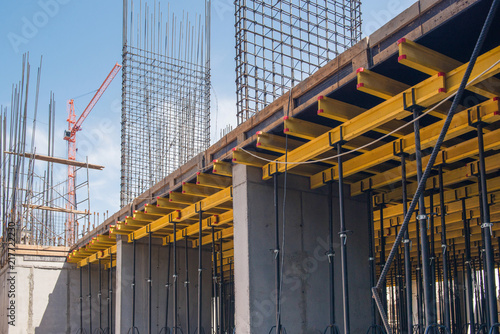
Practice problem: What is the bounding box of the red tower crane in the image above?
[64,63,122,245]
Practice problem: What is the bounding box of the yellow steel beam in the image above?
[193,227,234,247]
[213,160,232,176]
[144,204,173,215]
[283,116,330,140]
[232,148,278,167]
[156,197,188,209]
[162,210,234,244]
[168,191,205,204]
[398,38,500,98]
[182,182,220,197]
[357,67,410,100]
[317,96,409,137]
[356,67,448,119]
[256,131,304,153]
[351,128,500,194]
[196,172,232,189]
[129,186,233,242]
[310,98,500,189]
[260,45,500,179]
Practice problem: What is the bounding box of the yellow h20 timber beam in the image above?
[260,44,500,180]
[196,172,232,189]
[398,38,500,98]
[356,67,409,100]
[128,186,233,242]
[310,98,500,189]
[317,96,409,137]
[213,160,232,176]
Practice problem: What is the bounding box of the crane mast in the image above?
[64,63,121,245]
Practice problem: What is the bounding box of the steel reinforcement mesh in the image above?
[235,0,362,124]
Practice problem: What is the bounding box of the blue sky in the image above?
[0,0,415,220]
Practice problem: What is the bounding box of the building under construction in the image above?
[2,0,500,333]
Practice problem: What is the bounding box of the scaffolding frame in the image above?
[234,0,362,124]
[120,0,211,206]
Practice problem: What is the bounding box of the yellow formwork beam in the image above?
[317,96,409,137]
[196,172,232,189]
[260,45,500,180]
[231,148,278,167]
[193,227,234,247]
[310,98,500,189]
[129,186,233,242]
[162,210,234,245]
[356,67,448,119]
[351,127,500,193]
[283,116,330,140]
[355,150,500,200]
[144,204,173,215]
[156,197,188,209]
[256,131,304,153]
[398,38,500,98]
[357,67,410,100]
[168,191,205,204]
[182,182,220,197]
[213,160,232,176]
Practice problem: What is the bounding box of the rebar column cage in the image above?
[234,0,362,124]
[120,0,210,206]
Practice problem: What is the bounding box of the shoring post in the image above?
[366,188,377,330]
[212,227,219,334]
[273,172,282,334]
[165,242,172,331]
[337,141,350,334]
[132,238,137,332]
[219,237,225,333]
[173,215,179,334]
[411,106,437,328]
[475,120,499,332]
[110,252,113,334]
[197,205,203,334]
[326,177,337,332]
[462,198,475,333]
[89,262,93,333]
[401,153,413,333]
[379,203,387,314]
[98,258,102,331]
[438,166,451,330]
[185,236,191,334]
[80,266,83,332]
[148,229,153,334]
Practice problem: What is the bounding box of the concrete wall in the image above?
[233,164,372,333]
[0,253,80,334]
[115,235,212,334]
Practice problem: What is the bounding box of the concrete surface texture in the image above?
[233,164,372,333]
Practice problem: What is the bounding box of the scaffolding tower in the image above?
[234,0,362,124]
[120,0,211,206]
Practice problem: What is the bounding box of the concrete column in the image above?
[233,164,371,333]
[115,235,133,334]
[114,234,212,333]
